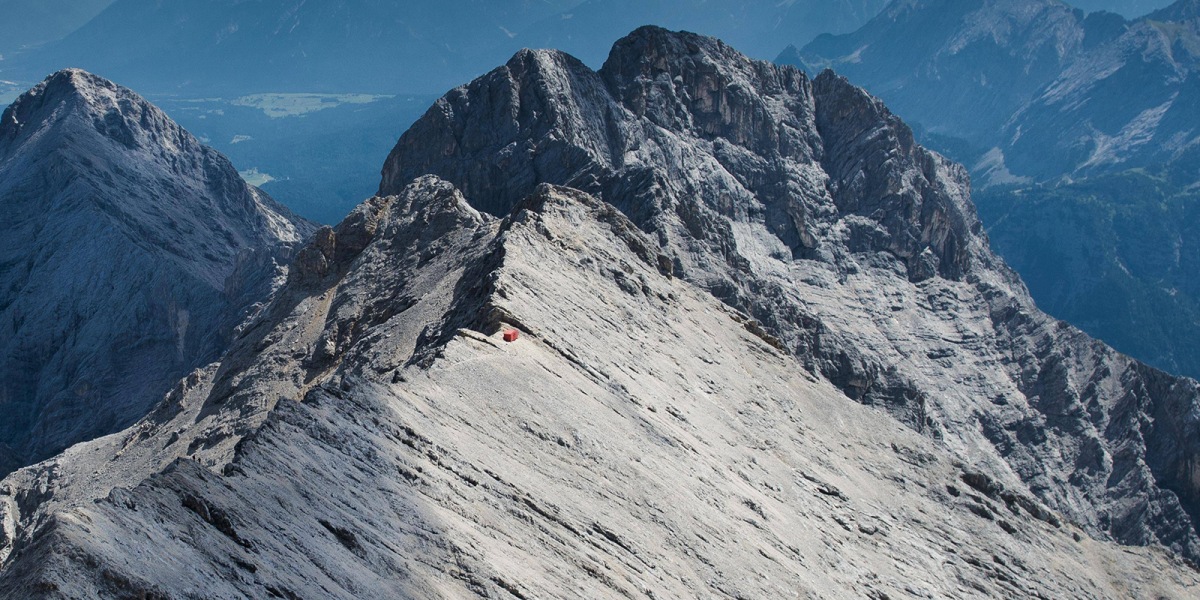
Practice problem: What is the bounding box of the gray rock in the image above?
[0,69,314,476]
[789,0,1200,382]
[382,25,1200,561]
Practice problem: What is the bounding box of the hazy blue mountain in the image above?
[0,0,113,56]
[1,0,889,96]
[2,0,580,95]
[0,0,898,224]
[976,173,1200,378]
[786,0,1092,156]
[787,0,1200,379]
[1073,0,1176,16]
[1002,0,1200,181]
[788,0,1200,184]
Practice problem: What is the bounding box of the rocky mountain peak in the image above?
[0,69,314,476]
[3,28,1200,595]
[1,68,184,153]
[601,26,817,152]
[381,27,1200,562]
[384,27,977,287]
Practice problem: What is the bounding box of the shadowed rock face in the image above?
[0,69,314,475]
[382,26,1200,560]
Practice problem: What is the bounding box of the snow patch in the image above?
[973,147,1032,187]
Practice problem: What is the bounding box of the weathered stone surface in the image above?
[2,179,1197,598]
[786,0,1200,389]
[382,26,1200,561]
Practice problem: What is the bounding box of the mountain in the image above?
[386,25,1200,560]
[1002,0,1200,180]
[0,0,890,96]
[789,0,1200,184]
[0,0,113,56]
[0,0,896,228]
[0,69,314,476]
[787,0,1200,379]
[2,28,1200,596]
[1074,0,1179,17]
[784,0,1094,156]
[975,172,1200,379]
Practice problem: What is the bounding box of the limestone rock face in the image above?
[0,69,314,475]
[1,178,1197,599]
[382,26,1200,561]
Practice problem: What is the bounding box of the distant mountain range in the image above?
[784,0,1200,380]
[0,0,577,95]
[975,172,1200,378]
[0,0,889,96]
[0,0,112,56]
[0,0,909,228]
[517,0,889,66]
[786,0,1200,184]
[1074,0,1179,16]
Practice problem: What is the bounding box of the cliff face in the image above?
[0,69,314,475]
[0,176,1195,598]
[382,26,1200,560]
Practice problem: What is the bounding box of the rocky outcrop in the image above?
[0,69,314,475]
[382,26,1200,561]
[2,178,1198,598]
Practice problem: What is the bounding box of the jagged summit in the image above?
[2,68,308,284]
[383,26,1200,562]
[0,69,313,476]
[384,26,982,287]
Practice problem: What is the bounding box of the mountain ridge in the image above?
[383,24,1200,560]
[1,27,1199,597]
[787,0,1200,381]
[2,175,1197,598]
